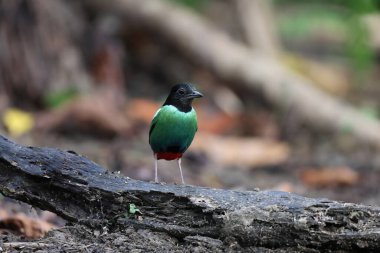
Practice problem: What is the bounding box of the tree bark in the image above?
[0,135,379,251]
[236,0,280,56]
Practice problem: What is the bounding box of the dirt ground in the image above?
[2,223,305,253]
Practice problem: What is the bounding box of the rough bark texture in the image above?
[0,135,379,252]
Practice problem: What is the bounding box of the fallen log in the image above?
[0,135,379,251]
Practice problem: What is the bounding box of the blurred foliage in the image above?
[359,106,379,120]
[278,8,346,41]
[167,0,208,10]
[43,87,79,108]
[275,0,378,75]
[275,0,378,12]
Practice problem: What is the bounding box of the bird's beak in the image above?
[186,90,203,99]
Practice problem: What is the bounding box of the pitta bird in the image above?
[149,83,203,184]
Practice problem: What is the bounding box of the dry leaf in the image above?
[300,166,359,187]
[197,111,238,134]
[36,88,130,137]
[191,133,289,168]
[0,213,56,239]
[126,99,160,124]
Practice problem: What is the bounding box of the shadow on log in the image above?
[0,135,379,252]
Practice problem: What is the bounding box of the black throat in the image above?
[162,83,202,113]
[163,98,193,113]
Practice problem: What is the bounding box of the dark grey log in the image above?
[0,135,379,252]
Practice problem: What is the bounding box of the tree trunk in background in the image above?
[86,0,380,149]
[236,0,280,56]
[0,0,90,109]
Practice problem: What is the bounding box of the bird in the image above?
[149,83,203,184]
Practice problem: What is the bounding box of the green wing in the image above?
[149,106,198,153]
[149,109,161,144]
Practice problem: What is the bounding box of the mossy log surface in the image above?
[0,135,379,252]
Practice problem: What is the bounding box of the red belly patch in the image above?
[156,152,183,160]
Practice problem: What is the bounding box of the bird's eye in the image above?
[178,89,185,95]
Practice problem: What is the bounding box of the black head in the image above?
[163,83,203,112]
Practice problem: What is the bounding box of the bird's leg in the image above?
[177,158,185,184]
[154,154,158,183]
